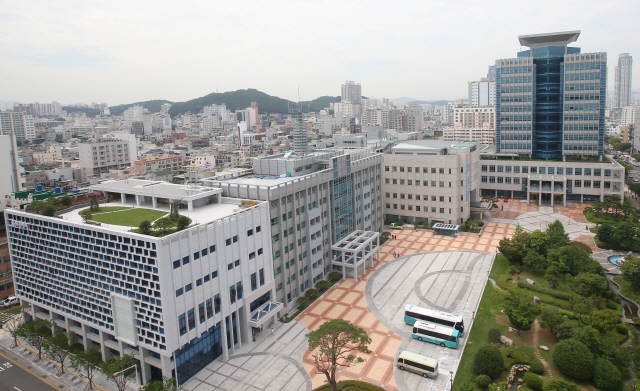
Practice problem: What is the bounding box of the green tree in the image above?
[548,245,603,276]
[43,204,56,217]
[70,345,102,390]
[552,339,594,380]
[488,328,501,344]
[597,223,615,243]
[622,198,635,216]
[546,220,570,248]
[591,198,604,215]
[552,322,574,340]
[473,344,504,378]
[571,296,593,324]
[306,319,372,391]
[543,380,580,391]
[592,358,621,391]
[154,218,174,235]
[89,198,100,212]
[2,305,26,348]
[528,230,549,255]
[523,250,547,272]
[60,195,73,207]
[101,354,138,391]
[141,376,177,391]
[29,200,45,213]
[571,325,600,355]
[590,309,619,333]
[139,220,152,235]
[177,215,190,230]
[43,329,77,375]
[545,265,560,289]
[503,292,537,335]
[475,374,491,388]
[79,209,92,223]
[523,373,542,390]
[16,319,54,361]
[614,223,636,249]
[570,273,607,297]
[529,359,544,375]
[539,306,564,330]
[498,231,530,264]
[621,256,640,290]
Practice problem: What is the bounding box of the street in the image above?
[0,349,60,391]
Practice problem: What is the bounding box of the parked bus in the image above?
[411,320,459,348]
[404,304,465,335]
[396,350,439,378]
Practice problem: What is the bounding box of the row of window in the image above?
[481,165,612,176]
[385,178,463,187]
[178,295,221,336]
[385,166,464,174]
[385,204,461,214]
[385,193,464,202]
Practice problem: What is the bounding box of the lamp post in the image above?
[449,370,453,389]
[472,310,475,319]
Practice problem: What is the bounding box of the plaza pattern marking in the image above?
[572,234,603,253]
[555,203,589,223]
[490,199,539,219]
[296,223,514,391]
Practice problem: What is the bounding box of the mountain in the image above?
[391,97,419,104]
[407,100,450,107]
[61,107,102,116]
[109,100,172,116]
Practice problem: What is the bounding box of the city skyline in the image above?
[1,0,639,105]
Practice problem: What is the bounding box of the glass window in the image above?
[251,273,257,291]
[178,313,186,336]
[187,308,195,330]
[585,168,591,176]
[204,274,210,283]
[211,270,218,279]
[198,303,205,323]
[605,170,611,177]
[173,260,180,269]
[182,256,189,265]
[575,168,582,175]
[175,288,183,297]
[233,235,238,243]
[185,283,192,292]
[230,285,236,303]
[209,245,216,253]
[594,169,601,176]
[497,166,504,173]
[259,268,265,285]
[225,238,231,246]
[556,167,563,174]
[530,167,537,174]
[206,298,213,319]
[237,282,243,300]
[522,166,528,173]
[539,167,545,174]
[566,168,573,175]
[196,278,202,287]
[514,166,520,173]
[214,294,221,313]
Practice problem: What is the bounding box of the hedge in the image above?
[497,274,512,289]
[516,281,573,301]
[312,380,386,391]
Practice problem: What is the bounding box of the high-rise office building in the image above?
[496,31,606,159]
[614,53,633,109]
[468,78,496,107]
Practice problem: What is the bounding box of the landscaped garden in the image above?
[89,207,168,226]
[453,221,633,391]
[584,196,640,252]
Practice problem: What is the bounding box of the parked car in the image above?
[1,295,18,308]
[389,223,402,229]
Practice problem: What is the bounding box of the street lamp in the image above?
[449,371,454,389]
[472,311,475,319]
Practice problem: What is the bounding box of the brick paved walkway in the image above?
[296,223,514,390]
[491,199,538,219]
[556,203,589,223]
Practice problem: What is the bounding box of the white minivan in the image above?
[396,350,438,378]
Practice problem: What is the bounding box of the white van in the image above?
[396,350,438,378]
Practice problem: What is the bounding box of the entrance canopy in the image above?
[433,223,460,237]
[331,230,380,282]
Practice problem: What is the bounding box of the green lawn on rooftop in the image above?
[89,208,167,227]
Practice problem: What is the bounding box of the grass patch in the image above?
[452,283,504,389]
[90,208,168,227]
[613,276,640,307]
[584,211,639,226]
[490,254,509,280]
[313,380,385,391]
[91,206,132,214]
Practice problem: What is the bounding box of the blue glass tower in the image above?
[496,31,606,160]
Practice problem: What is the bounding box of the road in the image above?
[0,348,62,391]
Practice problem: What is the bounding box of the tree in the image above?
[543,380,580,391]
[43,204,56,217]
[590,309,619,333]
[571,273,607,297]
[552,322,574,340]
[2,305,26,348]
[70,345,102,390]
[79,209,92,223]
[591,198,604,215]
[488,328,501,344]
[154,218,174,235]
[622,198,635,216]
[522,250,547,272]
[473,345,504,378]
[621,256,640,290]
[529,359,544,375]
[29,200,45,214]
[597,223,615,243]
[44,329,77,375]
[503,292,537,335]
[141,376,177,391]
[177,215,190,230]
[592,358,621,391]
[89,198,100,212]
[571,325,600,355]
[540,306,564,331]
[306,319,372,391]
[498,231,530,264]
[571,296,592,324]
[60,195,73,207]
[475,374,491,388]
[523,373,543,390]
[101,354,138,391]
[547,220,569,247]
[139,220,152,235]
[552,339,594,380]
[614,223,636,249]
[545,265,560,289]
[528,230,549,255]
[16,319,54,362]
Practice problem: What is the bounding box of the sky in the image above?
[2,0,639,106]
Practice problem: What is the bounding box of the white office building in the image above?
[614,53,633,109]
[0,110,36,142]
[0,135,25,210]
[6,179,279,386]
[468,78,496,107]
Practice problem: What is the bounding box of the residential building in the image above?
[134,154,183,175]
[5,179,279,386]
[443,123,495,145]
[621,106,640,128]
[202,147,383,311]
[468,78,496,107]
[496,30,606,159]
[0,237,13,301]
[0,135,24,211]
[454,106,495,128]
[78,139,133,181]
[13,101,62,118]
[382,141,480,226]
[614,53,633,109]
[0,110,36,142]
[332,81,363,118]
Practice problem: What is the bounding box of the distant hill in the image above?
[407,100,450,107]
[109,100,172,116]
[62,106,101,116]
[391,97,418,104]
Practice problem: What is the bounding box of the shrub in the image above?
[397,217,405,225]
[516,281,573,300]
[552,322,574,340]
[606,301,617,310]
[328,272,342,282]
[552,339,594,380]
[475,374,491,388]
[551,299,571,309]
[316,280,331,292]
[523,373,543,390]
[139,220,152,235]
[543,380,580,391]
[497,274,512,289]
[593,358,622,391]
[529,359,544,375]
[616,323,628,335]
[488,328,501,344]
[508,265,521,274]
[43,205,57,217]
[473,345,504,378]
[312,380,386,391]
[177,215,190,230]
[305,289,320,300]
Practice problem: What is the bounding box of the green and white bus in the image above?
[404,304,465,335]
[396,350,439,378]
[412,320,459,348]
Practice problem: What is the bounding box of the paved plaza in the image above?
[491,206,594,240]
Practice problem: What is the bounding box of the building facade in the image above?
[79,140,133,181]
[0,111,36,142]
[468,78,496,107]
[134,154,184,175]
[496,31,606,159]
[0,135,25,211]
[202,148,383,311]
[5,180,279,386]
[382,141,480,226]
[443,123,495,145]
[614,53,633,109]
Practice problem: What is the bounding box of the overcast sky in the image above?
[2,0,639,106]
